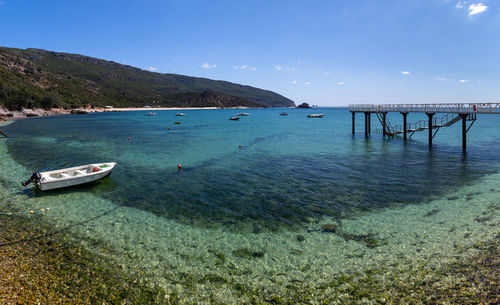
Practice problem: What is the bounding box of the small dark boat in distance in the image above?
[229,116,240,120]
[176,113,187,116]
[280,112,288,116]
[236,112,249,116]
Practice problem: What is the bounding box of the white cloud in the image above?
[304,82,311,85]
[455,1,464,9]
[435,76,446,81]
[338,81,345,86]
[234,64,256,71]
[288,80,297,85]
[201,62,216,69]
[468,3,488,16]
[297,59,301,64]
[274,65,295,72]
[146,66,158,71]
[401,71,410,75]
[323,71,330,75]
[459,79,469,83]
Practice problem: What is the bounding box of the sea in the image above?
[1,108,499,303]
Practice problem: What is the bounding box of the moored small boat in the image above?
[176,113,187,116]
[22,162,117,191]
[280,112,288,116]
[307,113,325,118]
[229,116,240,120]
[145,112,156,116]
[236,112,249,116]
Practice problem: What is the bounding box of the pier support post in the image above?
[426,113,434,148]
[351,111,355,134]
[364,112,369,138]
[401,112,408,141]
[382,112,387,137]
[368,112,371,134]
[461,114,467,152]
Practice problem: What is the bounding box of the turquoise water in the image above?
[1,108,499,302]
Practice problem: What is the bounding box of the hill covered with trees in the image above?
[0,47,295,110]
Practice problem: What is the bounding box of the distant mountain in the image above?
[0,47,295,110]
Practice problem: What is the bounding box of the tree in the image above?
[40,96,60,110]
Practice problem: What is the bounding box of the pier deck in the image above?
[348,103,500,152]
[349,103,500,114]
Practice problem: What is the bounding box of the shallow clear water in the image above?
[1,108,499,302]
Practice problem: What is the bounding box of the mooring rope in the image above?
[0,203,123,247]
[0,189,122,215]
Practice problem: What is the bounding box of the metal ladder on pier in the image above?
[375,113,476,138]
[0,129,7,138]
[374,113,396,135]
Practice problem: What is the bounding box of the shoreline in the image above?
[0,106,254,122]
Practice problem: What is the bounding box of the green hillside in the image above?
[0,47,295,110]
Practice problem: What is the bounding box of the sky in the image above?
[0,0,499,106]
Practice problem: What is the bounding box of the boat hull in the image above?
[37,162,116,191]
[307,114,325,118]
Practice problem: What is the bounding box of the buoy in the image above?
[128,137,131,141]
[29,210,34,214]
[46,208,50,211]
[238,145,242,149]
[40,208,44,212]
[177,164,182,170]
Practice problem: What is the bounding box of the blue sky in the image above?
[0,0,498,106]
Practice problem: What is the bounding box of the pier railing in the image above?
[374,113,475,136]
[348,103,500,114]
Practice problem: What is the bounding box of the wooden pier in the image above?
[0,128,7,138]
[348,103,500,152]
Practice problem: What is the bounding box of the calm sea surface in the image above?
[1,108,499,302]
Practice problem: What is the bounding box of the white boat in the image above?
[236,112,249,116]
[145,112,156,116]
[176,112,187,116]
[307,113,325,118]
[22,162,117,191]
[229,116,240,120]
